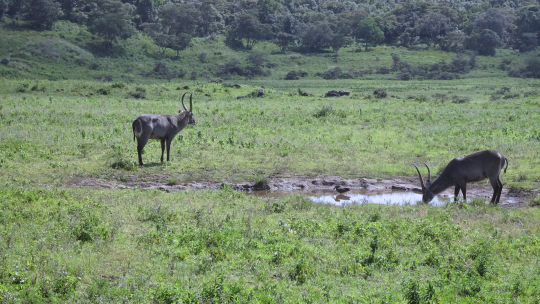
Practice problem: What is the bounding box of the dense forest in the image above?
[1,0,539,57]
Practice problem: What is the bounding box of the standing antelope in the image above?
[132,92,196,166]
[414,150,508,204]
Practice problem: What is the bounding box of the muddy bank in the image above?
[71,174,535,206]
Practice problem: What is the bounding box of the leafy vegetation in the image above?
[0,1,539,303]
[3,0,540,59]
[0,187,538,302]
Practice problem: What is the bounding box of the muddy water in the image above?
[309,191,446,206]
[249,190,447,206]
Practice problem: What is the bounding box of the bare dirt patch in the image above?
[70,174,536,207]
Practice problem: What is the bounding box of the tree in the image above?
[439,30,466,52]
[300,22,334,52]
[198,1,224,36]
[512,5,540,52]
[143,2,200,57]
[470,8,511,45]
[0,0,8,19]
[354,17,384,51]
[472,8,509,37]
[465,29,501,56]
[88,0,136,47]
[415,12,453,47]
[226,12,270,49]
[257,0,280,24]
[272,13,299,52]
[273,31,296,52]
[21,0,61,30]
[131,0,157,26]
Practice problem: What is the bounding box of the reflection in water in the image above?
[310,191,446,206]
[249,189,448,206]
[334,194,351,202]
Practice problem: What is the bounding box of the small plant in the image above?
[297,88,310,96]
[96,87,109,95]
[253,175,270,190]
[313,105,335,118]
[111,159,138,171]
[129,87,146,99]
[266,200,286,213]
[403,279,420,304]
[320,67,345,79]
[289,259,309,284]
[530,195,540,207]
[285,70,308,80]
[451,95,470,104]
[16,83,29,93]
[199,52,208,63]
[111,82,125,89]
[458,277,482,296]
[290,195,313,211]
[167,178,181,186]
[30,83,45,92]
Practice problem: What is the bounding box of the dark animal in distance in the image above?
[334,185,350,194]
[132,92,196,166]
[414,150,508,204]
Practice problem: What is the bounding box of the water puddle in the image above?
[250,190,448,206]
[309,191,446,206]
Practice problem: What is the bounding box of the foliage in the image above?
[509,57,540,78]
[465,29,501,56]
[87,0,136,46]
[0,186,538,302]
[226,12,270,49]
[354,17,384,51]
[512,5,540,52]
[21,0,61,30]
[3,0,539,55]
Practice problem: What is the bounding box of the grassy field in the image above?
[0,77,538,189]
[1,25,539,302]
[1,187,539,303]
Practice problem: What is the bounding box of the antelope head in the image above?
[180,91,196,126]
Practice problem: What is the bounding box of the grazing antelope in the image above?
[132,92,196,166]
[414,150,508,204]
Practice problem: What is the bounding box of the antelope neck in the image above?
[428,175,454,195]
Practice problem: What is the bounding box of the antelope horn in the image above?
[181,92,188,112]
[423,162,431,182]
[413,164,425,190]
[189,91,193,112]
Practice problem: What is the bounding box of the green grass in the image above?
[0,77,538,189]
[0,186,538,302]
[0,24,539,303]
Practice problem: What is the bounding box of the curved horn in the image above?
[423,162,431,182]
[413,164,425,190]
[181,92,188,112]
[189,91,193,112]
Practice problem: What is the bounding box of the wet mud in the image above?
[71,174,536,207]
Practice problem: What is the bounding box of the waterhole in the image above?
[250,190,447,206]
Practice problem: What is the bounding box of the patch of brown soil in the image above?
[69,174,536,207]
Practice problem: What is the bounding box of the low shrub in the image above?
[128,87,146,99]
[285,70,308,80]
[508,57,540,78]
[373,88,387,98]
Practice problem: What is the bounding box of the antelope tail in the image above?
[132,119,142,141]
[504,157,509,174]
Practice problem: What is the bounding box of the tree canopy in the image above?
[2,0,539,55]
